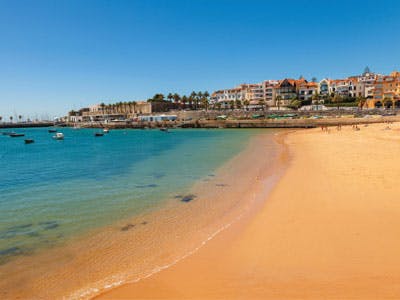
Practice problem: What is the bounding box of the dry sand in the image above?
[98,122,400,299]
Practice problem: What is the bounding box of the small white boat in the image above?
[53,132,64,140]
[103,128,109,133]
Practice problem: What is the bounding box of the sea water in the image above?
[0,127,256,264]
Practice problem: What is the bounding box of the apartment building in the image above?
[275,78,307,106]
[298,82,318,102]
[364,71,400,108]
[211,84,249,108]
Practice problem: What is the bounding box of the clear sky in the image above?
[0,0,399,119]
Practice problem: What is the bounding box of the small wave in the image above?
[69,194,256,300]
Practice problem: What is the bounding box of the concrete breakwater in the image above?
[0,122,56,129]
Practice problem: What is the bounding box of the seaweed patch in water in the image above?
[8,223,33,230]
[174,195,183,199]
[0,224,34,240]
[39,221,60,230]
[181,194,197,203]
[208,174,215,177]
[152,173,166,179]
[216,183,228,187]
[141,221,148,225]
[136,184,158,188]
[121,224,135,231]
[26,231,40,237]
[0,246,22,257]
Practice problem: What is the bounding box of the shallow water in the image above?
[0,127,281,299]
[0,128,258,264]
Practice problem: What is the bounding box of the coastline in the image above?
[98,122,400,299]
[0,129,284,299]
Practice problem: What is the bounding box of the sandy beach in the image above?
[98,122,400,299]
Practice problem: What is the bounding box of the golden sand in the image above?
[98,122,400,299]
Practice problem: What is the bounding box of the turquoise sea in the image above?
[0,127,255,265]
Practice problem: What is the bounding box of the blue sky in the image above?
[0,0,399,118]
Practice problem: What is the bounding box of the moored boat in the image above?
[52,132,64,140]
[103,128,109,133]
[10,133,25,137]
[24,139,34,144]
[95,132,104,137]
[48,129,57,133]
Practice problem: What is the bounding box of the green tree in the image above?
[356,96,366,109]
[289,99,301,110]
[243,99,250,111]
[235,99,242,109]
[312,92,320,104]
[276,95,282,110]
[167,93,173,102]
[173,93,181,103]
[181,95,188,108]
[332,94,343,109]
[100,103,106,115]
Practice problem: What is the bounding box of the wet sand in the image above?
[0,131,282,299]
[99,123,400,299]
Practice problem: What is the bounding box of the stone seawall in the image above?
[0,122,55,129]
[66,116,400,129]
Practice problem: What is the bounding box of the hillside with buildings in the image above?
[65,68,400,124]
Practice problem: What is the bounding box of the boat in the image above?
[160,128,169,132]
[52,132,64,140]
[24,139,34,144]
[48,129,57,133]
[9,133,25,137]
[95,133,104,137]
[103,128,109,133]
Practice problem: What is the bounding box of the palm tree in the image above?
[356,96,367,110]
[9,116,13,123]
[276,95,282,110]
[312,92,320,104]
[0,116,2,123]
[190,91,197,109]
[173,93,181,104]
[202,94,209,111]
[18,115,22,123]
[167,93,173,102]
[197,91,203,110]
[100,103,106,115]
[182,95,188,108]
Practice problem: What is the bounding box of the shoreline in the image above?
[0,129,284,299]
[98,122,400,299]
